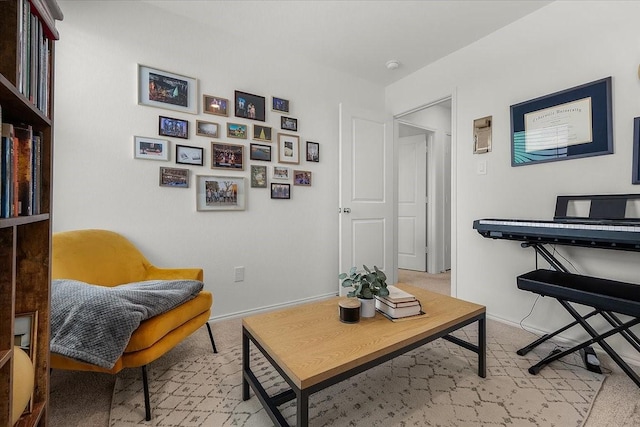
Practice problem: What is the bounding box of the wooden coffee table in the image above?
[242,283,486,426]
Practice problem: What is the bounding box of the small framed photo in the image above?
[227,122,248,139]
[271,183,291,199]
[212,142,244,170]
[251,165,268,188]
[203,95,229,116]
[196,175,246,211]
[253,124,272,142]
[196,120,220,138]
[281,116,298,132]
[293,170,312,186]
[277,133,300,164]
[235,90,266,121]
[250,143,272,162]
[159,167,189,188]
[159,116,189,139]
[273,166,290,180]
[138,64,197,114]
[176,144,204,166]
[134,136,169,161]
[272,96,289,113]
[15,311,37,414]
[306,141,319,162]
[15,311,37,361]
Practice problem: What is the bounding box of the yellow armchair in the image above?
[51,229,216,420]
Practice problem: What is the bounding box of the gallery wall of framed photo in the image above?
[134,64,320,211]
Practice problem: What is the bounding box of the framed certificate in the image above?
[510,77,612,166]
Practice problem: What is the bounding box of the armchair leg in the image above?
[142,365,151,421]
[206,322,218,353]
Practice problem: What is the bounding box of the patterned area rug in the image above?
[109,326,604,427]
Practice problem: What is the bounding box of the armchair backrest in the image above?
[52,229,152,287]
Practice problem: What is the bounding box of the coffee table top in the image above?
[242,283,485,389]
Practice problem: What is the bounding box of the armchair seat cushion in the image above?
[125,290,212,352]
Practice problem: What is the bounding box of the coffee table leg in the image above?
[478,315,486,378]
[297,389,309,427]
[242,330,250,400]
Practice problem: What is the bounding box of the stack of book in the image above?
[375,285,423,320]
[1,121,43,218]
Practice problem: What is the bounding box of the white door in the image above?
[397,134,427,271]
[338,104,394,294]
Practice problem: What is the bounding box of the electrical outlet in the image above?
[234,266,245,282]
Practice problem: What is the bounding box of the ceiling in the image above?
[145,0,552,87]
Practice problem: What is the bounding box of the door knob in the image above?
[343,208,351,213]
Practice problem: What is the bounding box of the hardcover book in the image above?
[381,285,418,303]
[375,298,422,318]
[14,125,33,216]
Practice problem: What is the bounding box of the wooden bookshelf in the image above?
[0,1,61,426]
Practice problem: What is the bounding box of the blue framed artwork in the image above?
[510,77,613,166]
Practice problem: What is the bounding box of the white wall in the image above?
[53,1,385,319]
[387,1,640,359]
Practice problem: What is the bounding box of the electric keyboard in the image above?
[473,194,640,252]
[473,218,640,251]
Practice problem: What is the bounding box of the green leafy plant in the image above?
[339,265,389,299]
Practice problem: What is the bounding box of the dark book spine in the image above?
[14,125,33,216]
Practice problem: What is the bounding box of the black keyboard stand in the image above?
[514,245,640,387]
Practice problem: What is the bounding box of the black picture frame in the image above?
[271,183,290,199]
[175,144,203,166]
[159,116,189,139]
[159,166,189,188]
[234,90,266,121]
[306,141,319,162]
[251,165,268,188]
[250,143,272,162]
[211,142,244,170]
[281,116,298,132]
[510,77,613,167]
[253,124,272,142]
[272,96,289,113]
[633,117,640,184]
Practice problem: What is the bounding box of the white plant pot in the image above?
[359,298,376,318]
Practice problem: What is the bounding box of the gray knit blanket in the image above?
[51,279,204,369]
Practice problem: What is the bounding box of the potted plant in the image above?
[339,265,389,317]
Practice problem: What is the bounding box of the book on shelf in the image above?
[0,122,43,218]
[16,0,53,116]
[0,123,11,219]
[31,133,41,214]
[14,124,33,216]
[1,123,21,217]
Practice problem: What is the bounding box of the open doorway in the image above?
[395,98,452,277]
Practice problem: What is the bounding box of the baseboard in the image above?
[208,292,338,323]
[488,313,640,368]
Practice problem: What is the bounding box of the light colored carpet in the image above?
[49,270,640,426]
[109,319,603,427]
